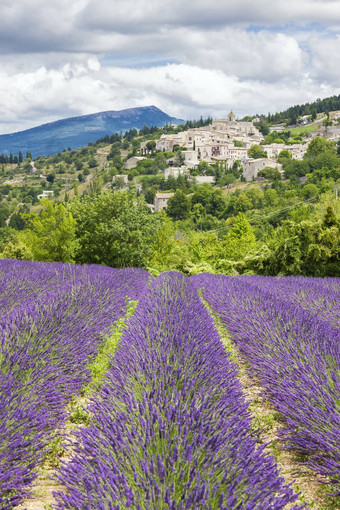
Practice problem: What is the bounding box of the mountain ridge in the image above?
[0,106,184,158]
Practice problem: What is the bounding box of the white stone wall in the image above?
[242,158,282,181]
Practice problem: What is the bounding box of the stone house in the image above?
[164,167,188,180]
[261,143,307,160]
[193,176,215,185]
[37,190,54,200]
[183,150,199,167]
[154,192,175,212]
[242,159,282,181]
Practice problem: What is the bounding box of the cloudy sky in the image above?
[1,0,340,133]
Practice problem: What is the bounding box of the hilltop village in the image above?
[117,111,316,211]
[137,112,307,180]
[0,107,338,216]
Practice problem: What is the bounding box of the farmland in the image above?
[0,261,339,509]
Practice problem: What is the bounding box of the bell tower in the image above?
[228,111,236,122]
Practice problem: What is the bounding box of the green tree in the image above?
[304,137,336,159]
[0,239,32,260]
[235,194,253,212]
[191,184,226,218]
[75,159,83,171]
[148,213,177,270]
[22,199,78,262]
[258,167,282,181]
[88,156,98,168]
[174,150,185,167]
[70,190,161,267]
[218,173,236,187]
[146,140,156,152]
[301,183,319,200]
[255,216,340,277]
[277,149,292,162]
[245,187,264,208]
[0,203,10,228]
[145,188,156,204]
[257,120,270,136]
[9,212,26,230]
[323,206,337,227]
[166,190,190,221]
[248,145,268,159]
[221,213,257,263]
[288,112,298,125]
[264,188,279,207]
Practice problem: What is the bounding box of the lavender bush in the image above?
[55,272,300,509]
[194,274,340,495]
[0,260,149,509]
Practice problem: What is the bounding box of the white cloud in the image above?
[0,59,339,134]
[78,0,340,32]
[308,34,340,84]
[170,28,305,82]
[0,0,339,133]
[0,59,109,133]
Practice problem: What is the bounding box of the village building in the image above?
[154,192,174,212]
[211,111,262,139]
[183,150,199,167]
[193,176,215,185]
[164,167,188,180]
[261,143,307,160]
[37,190,54,200]
[242,159,282,181]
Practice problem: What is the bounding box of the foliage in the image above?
[223,213,257,262]
[253,211,340,277]
[148,214,178,270]
[264,93,340,125]
[0,239,32,261]
[277,149,292,162]
[21,199,78,263]
[0,203,10,228]
[248,144,268,159]
[166,190,190,221]
[304,137,336,159]
[257,167,282,181]
[70,190,163,268]
[190,184,227,218]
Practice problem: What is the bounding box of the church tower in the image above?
[228,111,236,122]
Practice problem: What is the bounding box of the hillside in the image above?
[0,106,184,158]
[0,104,339,279]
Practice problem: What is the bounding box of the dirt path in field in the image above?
[16,399,87,510]
[216,320,339,510]
[16,305,136,510]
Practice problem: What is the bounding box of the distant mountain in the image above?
[0,106,184,158]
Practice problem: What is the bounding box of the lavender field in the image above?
[0,261,339,509]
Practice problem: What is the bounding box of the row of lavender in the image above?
[242,276,340,327]
[0,260,149,509]
[54,273,301,510]
[193,274,340,495]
